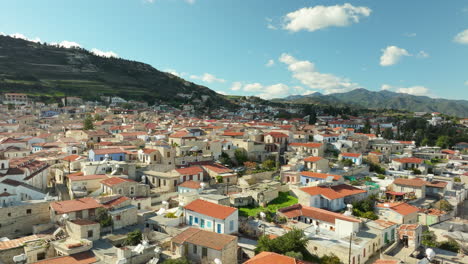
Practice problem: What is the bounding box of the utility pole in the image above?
[348,232,353,264]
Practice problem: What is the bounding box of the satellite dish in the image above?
[259,212,266,219]
[200,182,206,189]
[62,214,69,220]
[162,201,168,205]
[12,254,27,263]
[426,248,436,260]
[214,258,222,264]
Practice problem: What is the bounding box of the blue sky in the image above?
[1,0,467,99]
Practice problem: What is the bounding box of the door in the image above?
[189,216,193,225]
[217,223,222,233]
[202,247,207,257]
[200,219,205,228]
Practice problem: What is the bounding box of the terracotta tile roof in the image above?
[141,148,158,154]
[300,184,365,200]
[178,180,202,189]
[425,180,448,188]
[32,251,97,264]
[0,234,47,250]
[373,259,399,264]
[175,166,203,175]
[172,227,236,251]
[63,155,85,162]
[223,131,244,136]
[300,171,341,181]
[265,132,288,138]
[91,148,125,155]
[341,152,362,158]
[244,251,314,264]
[101,196,131,209]
[202,164,233,174]
[184,199,237,220]
[50,197,102,214]
[393,178,426,187]
[100,177,136,187]
[303,156,323,162]
[398,224,420,230]
[372,219,398,229]
[393,157,424,164]
[378,202,419,216]
[289,142,323,148]
[69,174,108,182]
[279,204,361,224]
[170,131,192,138]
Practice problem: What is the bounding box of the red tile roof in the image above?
[0,234,47,250]
[184,199,237,220]
[393,178,426,187]
[303,156,323,162]
[300,184,365,200]
[100,177,136,187]
[172,227,236,250]
[32,252,97,264]
[179,180,202,189]
[278,204,361,224]
[393,157,424,164]
[102,196,131,209]
[50,197,102,214]
[223,131,244,136]
[300,171,342,181]
[202,164,233,174]
[341,152,362,158]
[373,259,399,264]
[377,202,419,216]
[91,148,125,155]
[265,132,288,138]
[244,251,314,264]
[289,142,323,148]
[175,166,203,175]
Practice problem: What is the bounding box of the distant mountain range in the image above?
[0,35,230,107]
[274,89,468,117]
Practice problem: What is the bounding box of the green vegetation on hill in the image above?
[276,88,468,117]
[0,35,231,107]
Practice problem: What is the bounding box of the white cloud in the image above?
[380,46,410,66]
[190,73,225,83]
[5,32,41,43]
[454,29,468,44]
[91,48,119,58]
[257,83,291,99]
[230,82,242,91]
[266,17,277,30]
[283,3,371,32]
[464,81,468,86]
[51,40,81,48]
[381,84,432,97]
[417,50,429,58]
[279,53,360,94]
[165,69,181,77]
[243,83,264,92]
[266,59,275,67]
[215,90,227,95]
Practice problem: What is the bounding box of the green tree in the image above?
[438,239,460,253]
[219,152,232,166]
[255,228,309,255]
[382,127,393,139]
[362,119,371,133]
[285,251,303,260]
[421,230,438,248]
[124,229,142,246]
[96,208,113,227]
[83,114,94,130]
[436,135,450,148]
[262,159,276,170]
[421,137,430,146]
[321,254,342,264]
[234,148,248,164]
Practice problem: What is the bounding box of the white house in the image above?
[184,199,238,234]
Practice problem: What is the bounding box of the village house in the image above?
[339,152,363,165]
[299,184,367,211]
[184,199,238,234]
[375,202,419,224]
[100,177,150,197]
[303,156,330,173]
[170,227,238,264]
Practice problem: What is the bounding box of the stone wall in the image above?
[0,201,51,238]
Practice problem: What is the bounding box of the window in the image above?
[193,245,197,254]
[229,220,234,231]
[130,187,135,195]
[194,217,198,224]
[89,209,95,217]
[116,215,121,221]
[76,211,82,219]
[202,247,207,257]
[217,223,221,233]
[37,252,46,261]
[118,188,123,195]
[26,209,32,214]
[87,230,93,238]
[207,221,211,228]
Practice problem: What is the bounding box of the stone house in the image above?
[100,177,150,198]
[303,156,330,173]
[375,202,419,224]
[170,227,238,264]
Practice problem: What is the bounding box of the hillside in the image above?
[0,35,231,107]
[275,89,468,117]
